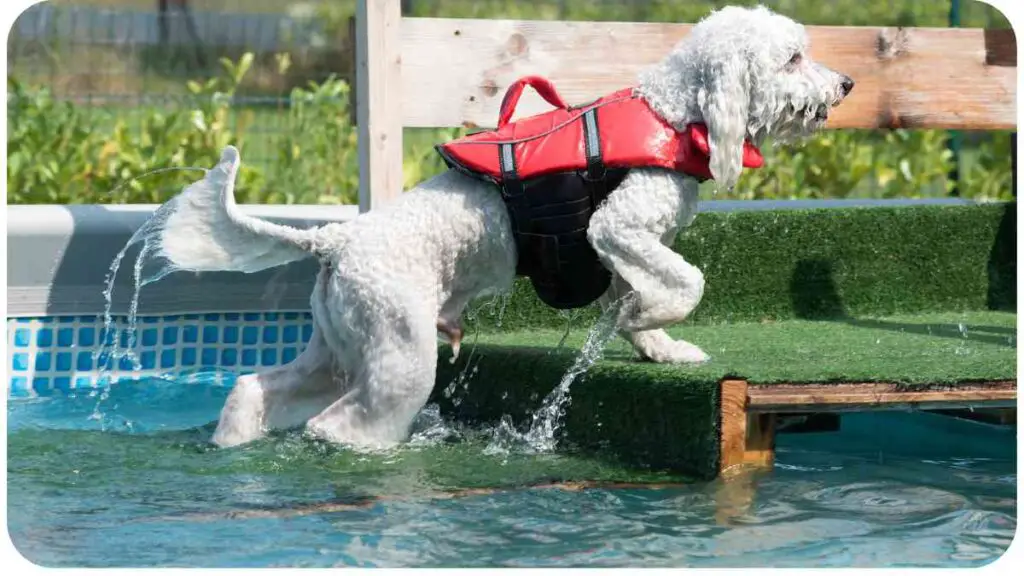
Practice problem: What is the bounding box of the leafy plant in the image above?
[732,129,960,200]
[267,75,359,204]
[7,19,1015,206]
[6,77,97,204]
[7,54,263,204]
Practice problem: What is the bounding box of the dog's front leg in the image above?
[589,169,709,364]
[598,272,710,364]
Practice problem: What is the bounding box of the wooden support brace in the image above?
[746,381,1017,413]
[720,378,1016,476]
[719,379,778,476]
[355,0,404,212]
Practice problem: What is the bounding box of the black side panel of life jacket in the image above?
[506,168,629,310]
[436,106,630,310]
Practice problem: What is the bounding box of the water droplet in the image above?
[483,291,633,454]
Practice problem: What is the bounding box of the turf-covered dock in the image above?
[431,203,1017,479]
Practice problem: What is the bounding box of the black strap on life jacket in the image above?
[495,107,625,310]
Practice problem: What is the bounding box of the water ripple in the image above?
[7,395,1016,568]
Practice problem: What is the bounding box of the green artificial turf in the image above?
[464,203,1016,332]
[432,310,1015,478]
[459,310,1017,386]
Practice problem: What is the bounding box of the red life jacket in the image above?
[436,75,764,184]
[433,76,764,311]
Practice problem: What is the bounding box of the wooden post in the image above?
[719,379,778,476]
[719,379,750,474]
[744,413,777,468]
[355,0,404,212]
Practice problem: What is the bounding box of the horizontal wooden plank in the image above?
[400,18,1016,130]
[746,381,1017,413]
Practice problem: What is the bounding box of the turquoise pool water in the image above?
[6,376,1017,568]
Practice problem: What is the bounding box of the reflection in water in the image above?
[7,382,1017,568]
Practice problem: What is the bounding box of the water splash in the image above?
[90,166,209,425]
[555,309,578,350]
[494,292,510,329]
[485,291,633,455]
[407,403,465,446]
[443,329,482,407]
[954,321,972,356]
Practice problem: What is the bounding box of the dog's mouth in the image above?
[790,103,831,122]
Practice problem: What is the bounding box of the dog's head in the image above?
[638,5,854,189]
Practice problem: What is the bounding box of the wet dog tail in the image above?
[154,146,326,273]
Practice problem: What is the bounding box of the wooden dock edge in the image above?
[718,378,1017,476]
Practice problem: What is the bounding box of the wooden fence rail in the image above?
[354,0,1015,208]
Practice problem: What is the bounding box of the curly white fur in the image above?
[149,5,852,449]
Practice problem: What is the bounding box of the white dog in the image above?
[144,5,852,449]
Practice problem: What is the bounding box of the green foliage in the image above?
[6,77,96,204]
[731,130,962,200]
[7,54,265,204]
[267,76,359,204]
[6,52,467,205]
[6,0,1015,205]
[963,131,1016,200]
[406,0,1009,27]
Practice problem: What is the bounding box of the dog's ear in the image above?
[698,54,750,191]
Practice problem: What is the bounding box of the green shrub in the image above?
[6,54,265,204]
[6,77,97,204]
[263,75,360,204]
[405,0,1008,27]
[7,41,1014,205]
[729,129,959,200]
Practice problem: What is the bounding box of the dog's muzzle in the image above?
[840,75,855,97]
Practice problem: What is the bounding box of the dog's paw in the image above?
[305,418,399,453]
[630,331,710,365]
[644,341,711,364]
[211,377,266,448]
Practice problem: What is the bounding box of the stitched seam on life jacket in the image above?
[528,205,592,222]
[444,95,635,147]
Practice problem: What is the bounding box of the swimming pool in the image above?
[6,375,1016,568]
[6,201,1016,567]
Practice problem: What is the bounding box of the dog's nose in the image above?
[840,76,855,96]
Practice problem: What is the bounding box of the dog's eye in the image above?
[787,52,803,67]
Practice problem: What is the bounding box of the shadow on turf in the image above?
[790,259,1016,349]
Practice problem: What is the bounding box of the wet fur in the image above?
[149,5,852,450]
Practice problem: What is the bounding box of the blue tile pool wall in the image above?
[6,312,315,397]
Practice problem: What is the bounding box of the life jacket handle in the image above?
[497,76,570,129]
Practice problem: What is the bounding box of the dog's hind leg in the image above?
[304,283,439,449]
[211,327,343,448]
